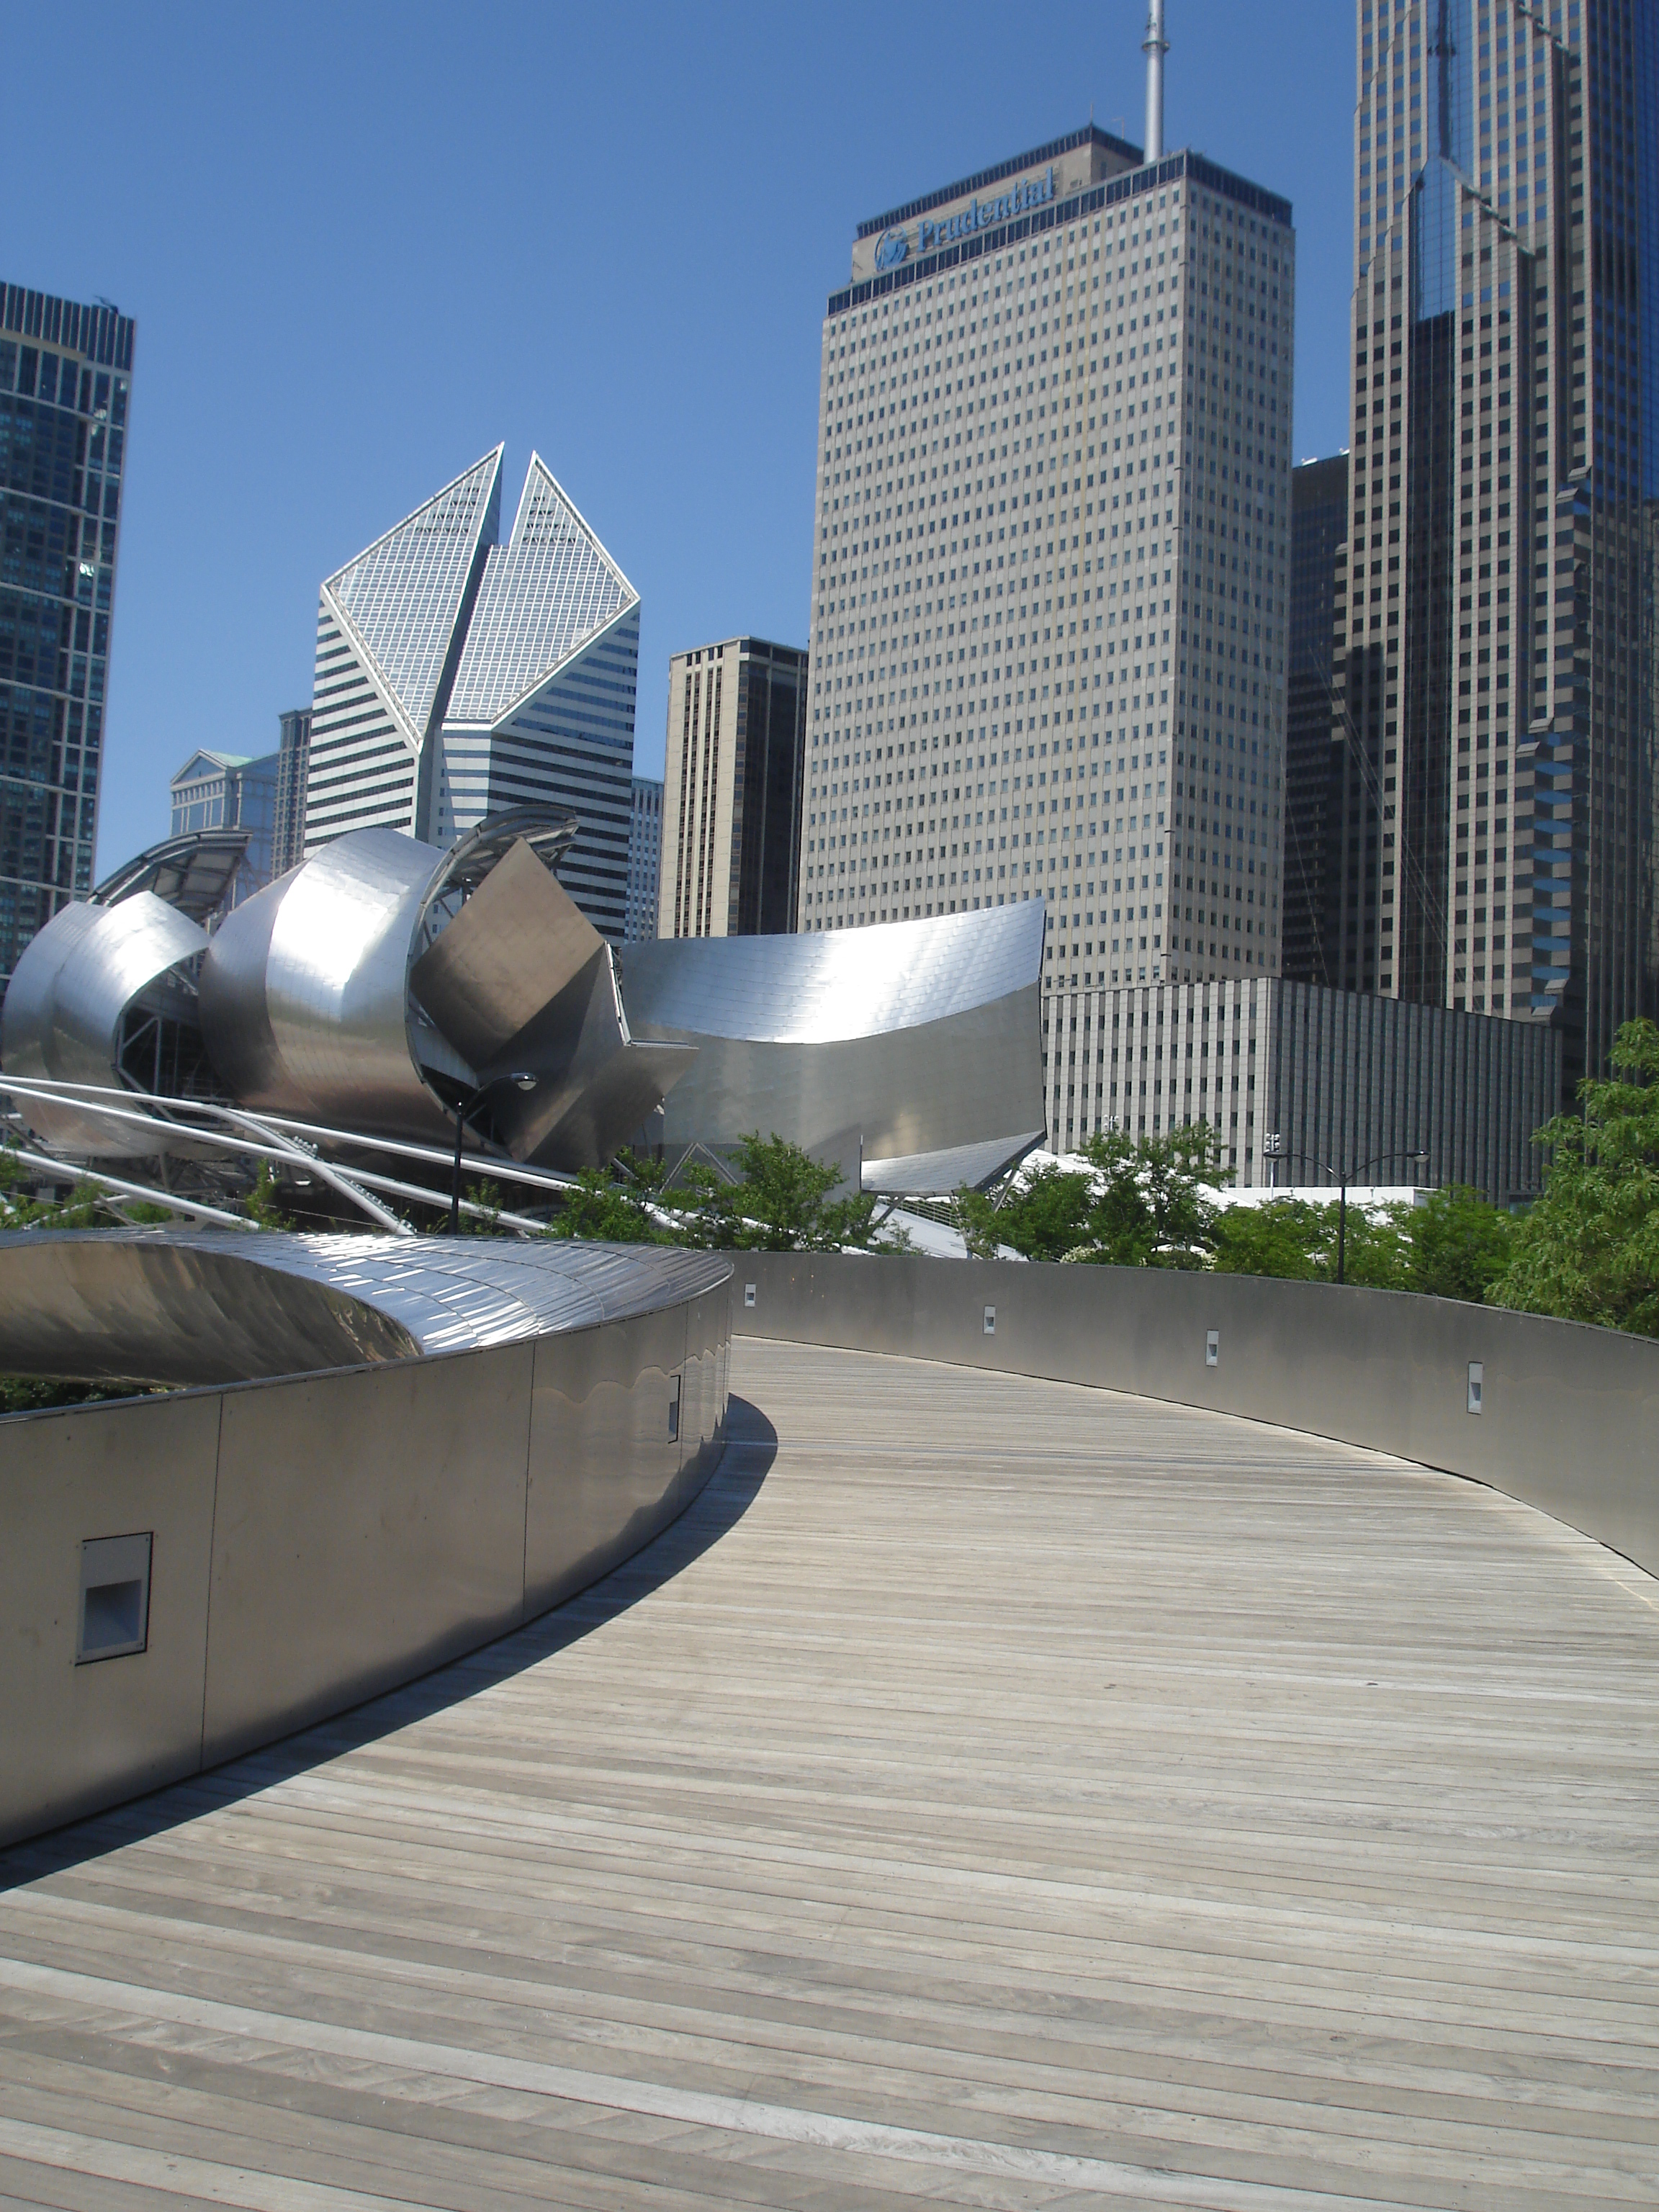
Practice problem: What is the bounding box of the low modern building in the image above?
[660,638,806,938]
[626,775,661,940]
[271,707,310,876]
[168,750,277,892]
[302,449,639,941]
[1041,972,1559,1200]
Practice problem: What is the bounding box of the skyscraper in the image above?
[1283,454,1349,983]
[169,747,278,891]
[799,120,1295,999]
[626,775,662,940]
[661,637,806,938]
[271,706,310,877]
[302,449,639,940]
[0,284,134,1003]
[1333,0,1657,1092]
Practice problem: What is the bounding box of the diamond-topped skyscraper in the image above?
[302,449,639,939]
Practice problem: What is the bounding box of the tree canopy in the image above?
[1489,1017,1659,1336]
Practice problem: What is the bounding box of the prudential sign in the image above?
[873,166,1056,271]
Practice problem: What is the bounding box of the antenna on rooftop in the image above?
[1143,0,1169,162]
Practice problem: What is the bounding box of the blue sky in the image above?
[5,1,1357,868]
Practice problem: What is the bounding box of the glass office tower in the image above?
[1334,0,1657,1093]
[0,284,134,1004]
[1283,454,1349,983]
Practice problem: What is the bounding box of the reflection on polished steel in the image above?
[5,811,1043,1195]
[4,809,697,1177]
[200,827,452,1145]
[0,893,212,1154]
[621,901,1046,1192]
[0,1226,732,1388]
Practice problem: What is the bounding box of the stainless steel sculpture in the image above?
[621,902,1046,1193]
[1,893,211,1154]
[0,1226,731,1388]
[4,807,1046,1193]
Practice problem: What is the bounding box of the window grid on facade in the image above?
[797,127,1295,1140]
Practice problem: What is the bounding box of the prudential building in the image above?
[799,82,1297,1006]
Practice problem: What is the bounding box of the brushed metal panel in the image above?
[202,1344,535,1764]
[409,837,605,1070]
[1,894,210,1154]
[199,829,454,1145]
[0,1390,220,1847]
[0,1233,420,1385]
[620,905,1044,1169]
[194,873,291,1105]
[523,1305,688,1614]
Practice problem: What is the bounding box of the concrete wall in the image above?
[1,1282,729,1847]
[730,1254,1658,1578]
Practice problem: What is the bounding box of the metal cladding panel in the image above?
[0,1232,420,1386]
[409,837,604,1071]
[863,1129,1046,1197]
[200,829,451,1143]
[621,899,1044,1042]
[0,894,209,1154]
[194,873,290,1105]
[619,904,1043,1165]
[0,1228,733,1385]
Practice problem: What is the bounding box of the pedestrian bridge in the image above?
[2,1338,1655,2210]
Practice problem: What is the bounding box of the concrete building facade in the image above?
[169,748,278,890]
[799,123,1296,1011]
[660,637,806,938]
[1040,971,1558,1198]
[626,775,662,940]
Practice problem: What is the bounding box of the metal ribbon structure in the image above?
[3,810,1045,1200]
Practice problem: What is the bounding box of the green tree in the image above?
[240,1162,293,1230]
[1212,1197,1329,1280]
[1068,1123,1225,1267]
[1400,1184,1514,1303]
[675,1132,883,1252]
[960,1123,1224,1268]
[1490,1017,1659,1336]
[547,1152,670,1244]
[955,1163,1094,1262]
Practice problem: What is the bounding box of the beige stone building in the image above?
[658,637,806,939]
[801,120,1297,1141]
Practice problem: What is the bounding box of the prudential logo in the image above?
[873,229,909,271]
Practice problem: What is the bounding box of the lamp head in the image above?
[509,1071,538,1093]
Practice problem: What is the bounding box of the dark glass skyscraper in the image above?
[1284,454,1349,982]
[1333,0,1656,1094]
[0,284,134,1003]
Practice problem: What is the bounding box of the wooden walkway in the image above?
[1,1341,1656,2211]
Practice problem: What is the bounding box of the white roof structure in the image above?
[321,449,503,745]
[444,455,636,729]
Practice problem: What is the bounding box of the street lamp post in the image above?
[447,1072,538,1235]
[1277,1146,1430,1284]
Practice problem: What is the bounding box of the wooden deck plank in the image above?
[1,1342,1655,2211]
